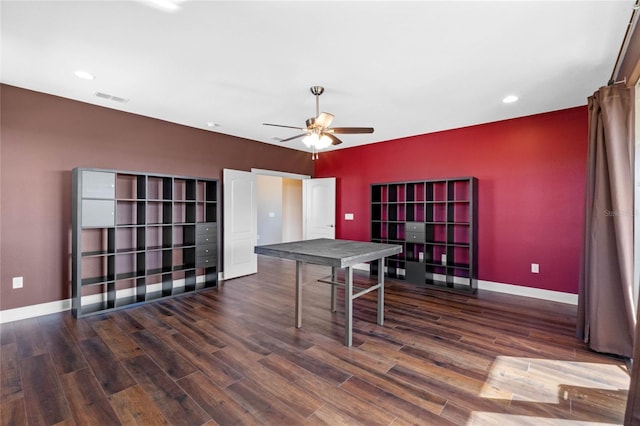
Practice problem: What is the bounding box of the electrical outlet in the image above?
[12,276,23,289]
[345,213,354,220]
[531,263,539,273]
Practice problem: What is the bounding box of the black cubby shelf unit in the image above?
[370,177,478,293]
[72,168,219,318]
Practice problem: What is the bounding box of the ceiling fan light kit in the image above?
[263,85,374,159]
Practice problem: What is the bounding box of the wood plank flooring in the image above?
[0,257,631,425]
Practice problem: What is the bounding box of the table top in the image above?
[254,238,403,268]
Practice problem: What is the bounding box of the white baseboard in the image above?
[0,273,223,324]
[0,298,72,324]
[350,263,578,305]
[0,271,577,324]
[477,280,578,305]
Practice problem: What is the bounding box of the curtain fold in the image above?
[626,295,640,424]
[577,83,635,358]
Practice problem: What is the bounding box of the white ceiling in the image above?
[1,1,634,153]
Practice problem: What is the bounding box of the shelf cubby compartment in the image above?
[114,279,137,306]
[405,242,426,262]
[174,224,196,247]
[115,227,138,253]
[427,223,447,244]
[172,246,196,270]
[147,177,163,200]
[204,181,217,202]
[425,264,448,286]
[432,181,447,202]
[174,178,197,201]
[145,248,172,276]
[452,179,470,201]
[80,254,115,286]
[406,203,425,222]
[432,203,447,223]
[371,185,386,203]
[173,201,197,224]
[387,222,405,241]
[205,203,217,223]
[196,203,205,223]
[81,228,115,256]
[451,202,471,223]
[406,182,425,202]
[371,203,383,221]
[388,184,406,203]
[116,201,138,226]
[371,222,384,240]
[448,223,470,245]
[114,252,145,280]
[115,174,138,200]
[388,203,406,222]
[448,246,470,267]
[145,225,172,250]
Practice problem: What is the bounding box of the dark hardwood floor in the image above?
[0,257,631,425]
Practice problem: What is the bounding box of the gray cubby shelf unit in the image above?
[370,177,478,293]
[72,168,219,318]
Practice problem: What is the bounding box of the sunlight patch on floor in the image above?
[466,412,622,426]
[479,356,629,404]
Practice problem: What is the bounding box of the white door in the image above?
[223,169,257,279]
[303,177,336,240]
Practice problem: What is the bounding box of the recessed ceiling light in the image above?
[74,70,95,80]
[503,95,519,104]
[207,122,220,128]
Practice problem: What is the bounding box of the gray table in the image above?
[254,238,403,346]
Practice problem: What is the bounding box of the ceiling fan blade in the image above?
[263,123,305,130]
[327,127,374,134]
[279,133,308,143]
[315,112,334,129]
[324,133,343,145]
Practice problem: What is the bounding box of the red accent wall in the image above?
[315,107,588,294]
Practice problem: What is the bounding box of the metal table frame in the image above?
[254,239,403,346]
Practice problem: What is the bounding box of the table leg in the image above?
[377,257,384,325]
[344,266,353,347]
[331,266,337,312]
[295,260,302,328]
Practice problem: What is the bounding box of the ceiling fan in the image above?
[264,86,374,159]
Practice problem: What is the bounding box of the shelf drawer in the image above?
[82,170,115,199]
[196,244,216,257]
[82,199,115,227]
[196,255,217,268]
[196,233,216,245]
[196,223,217,235]
[406,222,425,233]
[405,231,425,242]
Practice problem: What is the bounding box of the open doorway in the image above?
[256,174,303,245]
[253,168,309,247]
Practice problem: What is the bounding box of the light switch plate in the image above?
[345,213,354,220]
[531,263,539,273]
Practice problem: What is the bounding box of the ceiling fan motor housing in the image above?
[310,86,324,96]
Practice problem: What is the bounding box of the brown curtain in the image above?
[577,83,635,358]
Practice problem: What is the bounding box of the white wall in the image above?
[282,178,302,242]
[257,175,283,245]
[256,175,303,245]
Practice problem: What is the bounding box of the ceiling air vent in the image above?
[95,92,129,103]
